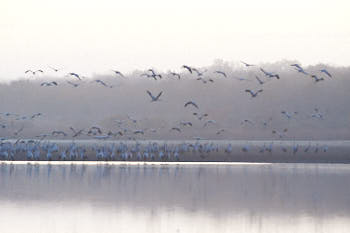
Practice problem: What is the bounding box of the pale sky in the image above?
[1,0,350,80]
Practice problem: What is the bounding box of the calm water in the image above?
[1,162,350,233]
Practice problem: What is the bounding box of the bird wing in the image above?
[189,101,199,108]
[155,91,163,100]
[245,90,253,96]
[146,90,154,99]
[322,69,332,77]
[182,65,192,73]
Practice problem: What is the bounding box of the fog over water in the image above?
[0,60,349,140]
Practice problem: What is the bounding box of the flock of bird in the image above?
[0,61,335,160]
[0,139,330,161]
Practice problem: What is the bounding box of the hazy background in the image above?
[1,0,350,80]
[0,60,349,140]
[1,0,350,139]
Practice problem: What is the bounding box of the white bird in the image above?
[146,90,163,102]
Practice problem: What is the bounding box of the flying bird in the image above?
[180,121,192,127]
[310,75,325,83]
[255,76,265,85]
[320,69,332,78]
[171,127,181,132]
[133,130,144,135]
[68,73,81,80]
[31,113,42,119]
[245,89,263,98]
[203,120,216,127]
[25,69,44,75]
[112,70,124,77]
[241,61,255,67]
[192,68,207,76]
[184,101,199,109]
[49,66,59,72]
[169,72,181,79]
[182,65,192,73]
[70,127,84,138]
[67,81,79,87]
[272,128,288,138]
[260,68,280,79]
[291,64,309,75]
[41,81,58,87]
[94,79,113,88]
[52,131,67,137]
[216,129,225,135]
[214,71,227,78]
[146,90,163,102]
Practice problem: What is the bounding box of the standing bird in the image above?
[146,90,163,102]
[245,89,263,98]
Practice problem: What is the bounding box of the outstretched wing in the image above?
[245,89,253,96]
[155,91,163,100]
[146,90,154,99]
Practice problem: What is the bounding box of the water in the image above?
[1,162,350,233]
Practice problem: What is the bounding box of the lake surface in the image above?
[1,162,350,233]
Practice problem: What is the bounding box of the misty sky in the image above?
[1,0,350,80]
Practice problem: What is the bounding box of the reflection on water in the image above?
[1,163,350,233]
